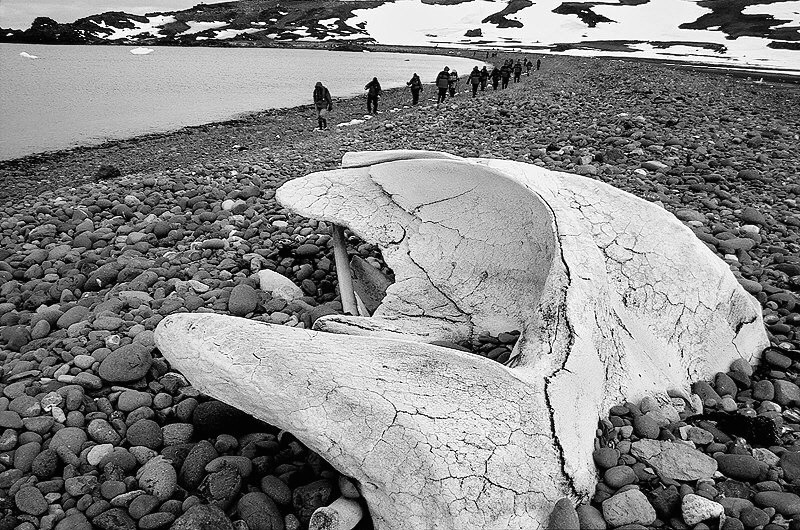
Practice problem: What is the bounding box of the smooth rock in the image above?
[136,455,177,501]
[682,493,724,526]
[716,454,763,482]
[237,492,285,530]
[602,489,656,527]
[257,270,303,301]
[171,504,234,530]
[98,344,153,383]
[15,485,48,515]
[548,497,580,530]
[753,491,800,516]
[228,284,259,317]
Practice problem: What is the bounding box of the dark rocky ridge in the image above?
[2,0,798,56]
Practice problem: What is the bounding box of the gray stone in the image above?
[15,485,48,515]
[228,284,259,317]
[716,454,764,482]
[773,379,800,405]
[548,497,580,530]
[575,504,606,529]
[602,489,656,527]
[237,492,284,530]
[631,439,717,481]
[753,491,800,516]
[98,344,153,383]
[682,493,723,526]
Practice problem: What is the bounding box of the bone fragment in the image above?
[309,497,364,530]
[332,224,357,315]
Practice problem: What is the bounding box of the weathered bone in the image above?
[331,224,358,315]
[155,151,767,530]
[310,497,364,530]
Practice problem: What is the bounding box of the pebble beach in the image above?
[1,53,800,530]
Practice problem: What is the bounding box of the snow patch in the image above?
[742,1,800,29]
[214,28,261,39]
[179,21,227,35]
[337,118,366,127]
[94,15,175,40]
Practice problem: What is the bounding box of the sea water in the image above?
[0,43,485,160]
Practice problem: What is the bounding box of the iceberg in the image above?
[20,52,39,59]
[130,47,154,55]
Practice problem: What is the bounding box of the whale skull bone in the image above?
[155,150,766,529]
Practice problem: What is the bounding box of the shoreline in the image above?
[1,43,798,179]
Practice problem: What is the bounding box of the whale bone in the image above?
[155,150,766,529]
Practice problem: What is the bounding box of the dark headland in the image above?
[1,52,800,529]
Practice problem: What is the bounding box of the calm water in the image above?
[0,43,484,160]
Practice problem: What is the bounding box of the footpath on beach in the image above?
[0,54,799,529]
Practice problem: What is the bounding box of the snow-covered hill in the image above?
[2,0,799,74]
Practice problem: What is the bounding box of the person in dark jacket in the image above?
[407,73,423,105]
[364,77,382,114]
[312,81,332,130]
[537,57,541,70]
[490,66,501,90]
[436,66,450,105]
[479,66,489,91]
[448,69,459,97]
[525,58,532,75]
[513,60,523,82]
[500,61,512,89]
[467,66,481,97]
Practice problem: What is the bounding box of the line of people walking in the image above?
[312,56,542,129]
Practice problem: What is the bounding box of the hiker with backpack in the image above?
[407,73,423,105]
[490,66,501,90]
[513,60,523,82]
[480,66,489,91]
[436,66,450,105]
[500,61,512,89]
[467,66,481,97]
[364,77,382,114]
[312,81,333,130]
[448,69,459,97]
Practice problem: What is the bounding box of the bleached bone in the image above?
[309,497,364,530]
[155,151,767,530]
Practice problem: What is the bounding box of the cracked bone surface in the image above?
[155,151,768,529]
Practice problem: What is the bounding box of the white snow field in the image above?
[346,0,800,75]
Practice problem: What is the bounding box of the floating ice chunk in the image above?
[130,47,154,55]
[20,52,39,59]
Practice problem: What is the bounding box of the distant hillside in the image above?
[2,0,799,72]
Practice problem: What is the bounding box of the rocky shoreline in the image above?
[1,53,799,529]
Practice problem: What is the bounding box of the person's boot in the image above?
[322,118,328,130]
[318,118,324,130]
